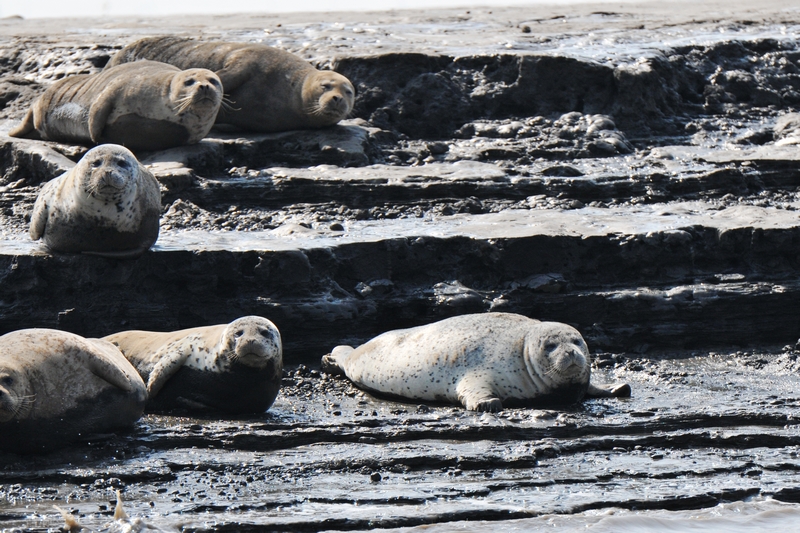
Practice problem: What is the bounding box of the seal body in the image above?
[322,312,630,412]
[0,328,146,454]
[29,144,161,258]
[104,316,283,414]
[107,36,354,132]
[9,60,222,151]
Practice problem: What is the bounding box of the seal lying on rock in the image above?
[0,329,146,454]
[322,312,630,412]
[30,144,161,258]
[107,36,355,133]
[104,316,283,413]
[9,60,222,151]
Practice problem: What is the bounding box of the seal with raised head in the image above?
[104,316,283,414]
[322,312,630,412]
[9,60,222,151]
[30,144,161,258]
[106,36,354,133]
[0,328,146,454]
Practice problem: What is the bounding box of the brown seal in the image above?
[107,36,354,133]
[104,316,283,414]
[9,60,222,151]
[0,328,146,454]
[30,144,161,258]
[322,312,631,412]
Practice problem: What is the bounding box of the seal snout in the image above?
[0,372,26,423]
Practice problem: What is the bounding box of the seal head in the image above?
[302,70,355,127]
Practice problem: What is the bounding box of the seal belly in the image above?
[501,381,590,408]
[147,361,282,414]
[42,102,91,143]
[42,210,160,257]
[102,115,191,151]
[0,385,145,454]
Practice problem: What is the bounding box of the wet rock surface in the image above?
[1,1,800,530]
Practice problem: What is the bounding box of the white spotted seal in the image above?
[106,36,354,133]
[322,312,630,412]
[29,144,161,258]
[104,316,283,414]
[0,328,146,454]
[9,60,222,151]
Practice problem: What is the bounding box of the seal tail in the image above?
[321,345,354,376]
[8,108,39,139]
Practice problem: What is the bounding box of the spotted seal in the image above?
[9,60,222,151]
[29,144,161,258]
[104,316,283,413]
[106,36,354,132]
[322,312,630,412]
[0,328,146,454]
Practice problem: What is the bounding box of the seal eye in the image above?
[91,159,103,168]
[321,82,333,91]
[234,330,244,338]
[210,78,221,87]
[258,328,273,339]
[0,375,13,387]
[544,342,558,352]
[184,79,196,86]
[116,158,130,169]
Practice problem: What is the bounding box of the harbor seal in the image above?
[104,316,283,414]
[322,312,630,412]
[106,36,354,133]
[9,60,222,151]
[0,328,146,454]
[29,144,161,258]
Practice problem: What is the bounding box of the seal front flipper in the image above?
[585,382,632,398]
[29,183,54,241]
[145,341,194,397]
[87,90,117,144]
[456,375,503,412]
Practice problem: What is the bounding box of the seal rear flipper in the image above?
[456,376,503,412]
[585,382,632,398]
[85,339,146,395]
[321,345,354,376]
[8,108,37,139]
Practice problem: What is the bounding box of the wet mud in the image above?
[1,1,800,531]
